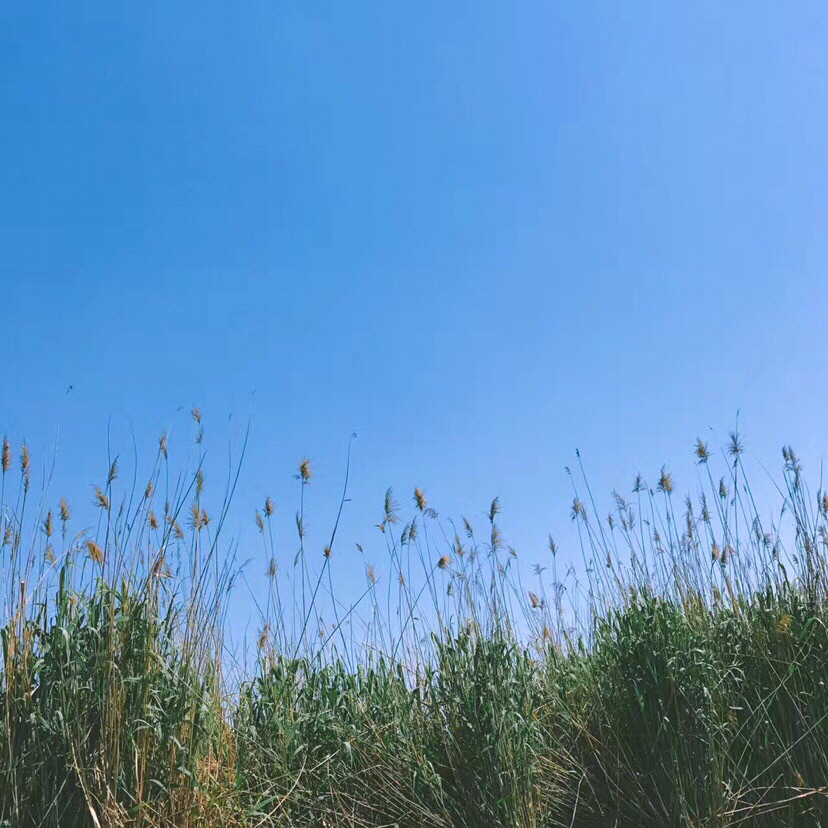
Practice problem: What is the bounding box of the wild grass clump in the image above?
[2,422,828,826]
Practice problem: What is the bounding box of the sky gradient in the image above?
[2,3,828,636]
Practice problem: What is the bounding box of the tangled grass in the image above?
[2,421,828,826]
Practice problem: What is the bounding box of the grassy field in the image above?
[2,423,827,827]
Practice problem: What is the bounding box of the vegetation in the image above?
[2,419,827,826]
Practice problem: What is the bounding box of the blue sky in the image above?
[2,3,828,639]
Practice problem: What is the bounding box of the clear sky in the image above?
[2,3,828,639]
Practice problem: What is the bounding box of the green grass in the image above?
[2,425,828,826]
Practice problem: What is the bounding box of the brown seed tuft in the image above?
[384,488,399,524]
[21,442,30,492]
[86,540,104,564]
[489,497,500,522]
[94,487,110,511]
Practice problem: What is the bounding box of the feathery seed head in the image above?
[59,497,70,524]
[94,486,110,510]
[437,554,450,570]
[298,458,312,483]
[21,442,30,491]
[414,487,427,512]
[695,438,710,463]
[657,466,674,494]
[384,488,399,524]
[453,533,465,557]
[190,502,204,530]
[2,436,10,473]
[264,496,274,517]
[86,540,104,564]
[489,497,500,522]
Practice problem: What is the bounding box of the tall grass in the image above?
[2,422,827,826]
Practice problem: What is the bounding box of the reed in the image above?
[2,424,827,826]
